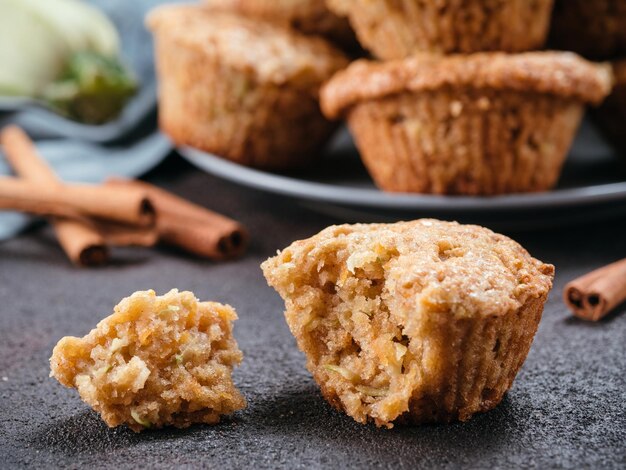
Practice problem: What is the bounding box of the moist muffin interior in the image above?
[50,289,246,432]
[262,220,554,427]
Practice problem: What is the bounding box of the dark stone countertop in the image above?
[1,155,624,469]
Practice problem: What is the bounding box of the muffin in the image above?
[321,52,613,195]
[147,5,348,169]
[326,0,555,60]
[50,289,246,432]
[204,0,357,51]
[593,60,626,154]
[262,220,555,427]
[550,0,626,60]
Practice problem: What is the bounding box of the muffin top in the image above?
[147,4,347,90]
[262,219,554,318]
[204,0,332,23]
[321,52,613,118]
[203,0,356,48]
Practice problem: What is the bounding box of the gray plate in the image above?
[179,120,626,230]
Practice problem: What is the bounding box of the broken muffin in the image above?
[50,289,246,432]
[262,220,554,428]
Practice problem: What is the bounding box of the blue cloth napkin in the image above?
[0,133,171,239]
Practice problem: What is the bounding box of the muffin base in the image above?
[550,0,626,60]
[399,296,545,424]
[317,295,547,426]
[347,89,584,195]
[327,0,554,59]
[155,34,337,169]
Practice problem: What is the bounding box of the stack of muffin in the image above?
[550,0,626,154]
[148,1,619,196]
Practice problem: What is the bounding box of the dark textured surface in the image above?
[1,155,625,469]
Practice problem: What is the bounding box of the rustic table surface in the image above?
[1,155,624,469]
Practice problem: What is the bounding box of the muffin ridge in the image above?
[321,52,614,119]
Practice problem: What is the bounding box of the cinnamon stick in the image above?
[107,179,248,259]
[55,219,109,266]
[94,221,158,248]
[563,258,626,321]
[0,177,155,227]
[157,217,245,259]
[1,126,109,266]
[0,126,247,263]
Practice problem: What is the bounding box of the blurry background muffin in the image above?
[204,0,359,52]
[550,0,626,60]
[148,4,348,169]
[321,52,613,195]
[549,0,626,157]
[326,0,555,60]
[262,220,555,427]
[593,60,626,155]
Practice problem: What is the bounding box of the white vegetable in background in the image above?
[0,0,120,96]
[0,1,67,95]
[32,0,119,56]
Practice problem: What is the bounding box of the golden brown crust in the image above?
[321,52,614,119]
[147,4,347,90]
[207,0,331,21]
[327,0,554,59]
[262,220,554,427]
[550,0,626,60]
[204,0,355,48]
[264,221,554,318]
[50,290,246,432]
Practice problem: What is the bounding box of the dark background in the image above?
[1,155,624,469]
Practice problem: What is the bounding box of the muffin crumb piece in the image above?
[50,289,246,432]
